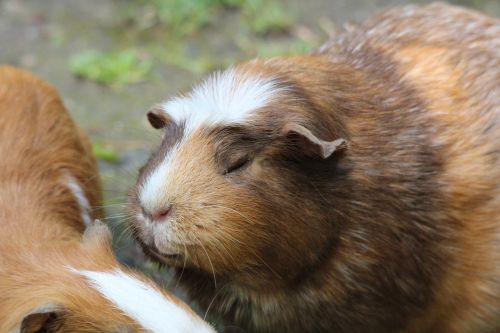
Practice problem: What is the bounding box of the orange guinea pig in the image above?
[129,4,499,333]
[0,67,215,333]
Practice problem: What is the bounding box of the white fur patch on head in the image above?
[64,172,92,227]
[75,269,214,333]
[162,67,281,136]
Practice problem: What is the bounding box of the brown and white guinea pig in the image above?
[129,4,500,333]
[0,67,215,333]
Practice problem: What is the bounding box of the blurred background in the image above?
[1,0,499,309]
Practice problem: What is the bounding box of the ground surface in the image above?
[1,0,499,320]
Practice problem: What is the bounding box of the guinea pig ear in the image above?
[147,104,171,129]
[18,304,62,333]
[82,219,113,247]
[282,123,347,159]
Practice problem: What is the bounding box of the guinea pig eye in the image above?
[223,156,250,175]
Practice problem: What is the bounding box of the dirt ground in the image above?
[1,0,499,318]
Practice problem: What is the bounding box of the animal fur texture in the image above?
[0,67,214,333]
[131,4,499,333]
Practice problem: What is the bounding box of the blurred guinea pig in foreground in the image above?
[0,67,215,333]
[130,3,499,333]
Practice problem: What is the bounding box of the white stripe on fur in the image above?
[139,141,183,215]
[64,172,92,226]
[76,269,214,333]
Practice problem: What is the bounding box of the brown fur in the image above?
[131,4,499,333]
[0,67,203,332]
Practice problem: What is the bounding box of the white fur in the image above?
[76,269,214,333]
[64,172,92,226]
[140,69,281,213]
[162,68,280,137]
[139,141,182,216]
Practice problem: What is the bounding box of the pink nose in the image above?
[153,206,172,221]
[142,205,172,222]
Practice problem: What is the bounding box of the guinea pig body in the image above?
[0,67,215,333]
[131,4,500,333]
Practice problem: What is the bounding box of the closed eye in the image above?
[223,156,250,175]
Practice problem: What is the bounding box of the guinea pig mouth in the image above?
[150,247,182,263]
[132,232,183,265]
[143,242,182,264]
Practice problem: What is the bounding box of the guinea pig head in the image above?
[130,60,348,285]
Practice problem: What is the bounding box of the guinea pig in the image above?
[129,3,500,333]
[0,66,215,333]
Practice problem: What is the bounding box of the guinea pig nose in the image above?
[151,205,172,222]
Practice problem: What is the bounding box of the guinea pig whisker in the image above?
[193,233,217,289]
[77,173,101,188]
[201,204,273,241]
[210,225,243,245]
[115,230,130,245]
[203,284,229,321]
[204,225,270,279]
[99,214,131,221]
[199,203,262,226]
[98,191,126,199]
[169,202,267,241]
[212,226,281,279]
[209,237,236,269]
[101,213,130,219]
[100,187,128,195]
[112,217,137,226]
[93,203,128,209]
[100,167,138,181]
[175,243,188,289]
[115,223,137,244]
